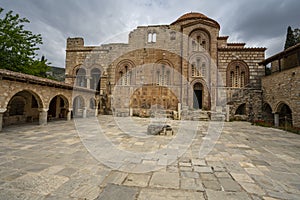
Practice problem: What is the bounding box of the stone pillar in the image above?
[177,103,181,120]
[95,107,99,117]
[39,108,48,125]
[274,113,279,127]
[0,108,7,132]
[67,109,72,121]
[83,107,87,118]
[86,77,91,89]
[226,105,230,122]
[129,107,133,117]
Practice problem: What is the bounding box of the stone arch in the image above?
[115,59,135,85]
[190,79,211,110]
[74,65,87,87]
[3,90,43,126]
[262,102,273,124]
[235,103,246,115]
[90,67,101,90]
[188,28,211,53]
[72,95,85,118]
[5,89,44,110]
[275,102,293,127]
[89,97,96,109]
[226,60,250,88]
[48,95,69,120]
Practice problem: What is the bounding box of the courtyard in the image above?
[0,116,299,200]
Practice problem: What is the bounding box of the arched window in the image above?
[90,98,95,109]
[189,30,210,52]
[90,68,101,90]
[156,64,170,86]
[117,62,133,86]
[190,56,208,78]
[76,68,87,87]
[227,61,249,88]
[148,32,157,43]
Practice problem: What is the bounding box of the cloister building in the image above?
[65,12,266,120]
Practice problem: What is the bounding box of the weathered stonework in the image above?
[260,44,300,128]
[0,69,96,130]
[65,12,266,120]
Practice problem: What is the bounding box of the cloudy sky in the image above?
[1,0,300,68]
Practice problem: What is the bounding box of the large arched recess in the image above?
[275,102,293,127]
[3,90,43,126]
[262,102,273,124]
[72,95,85,118]
[48,95,69,120]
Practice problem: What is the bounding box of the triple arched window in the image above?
[156,64,170,86]
[190,55,209,79]
[117,62,133,86]
[227,61,249,88]
[190,30,210,52]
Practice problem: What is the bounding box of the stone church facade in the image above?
[65,12,266,120]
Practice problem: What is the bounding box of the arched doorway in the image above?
[235,103,246,115]
[4,90,42,126]
[48,95,69,120]
[262,103,273,124]
[193,83,203,109]
[278,103,292,127]
[72,96,85,118]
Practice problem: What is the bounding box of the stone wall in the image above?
[65,13,266,121]
[0,70,96,131]
[262,66,300,127]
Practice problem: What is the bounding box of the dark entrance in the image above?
[193,83,203,109]
[278,103,292,127]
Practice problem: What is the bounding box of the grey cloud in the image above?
[1,0,299,67]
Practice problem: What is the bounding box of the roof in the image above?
[171,12,220,28]
[259,43,300,65]
[0,69,94,92]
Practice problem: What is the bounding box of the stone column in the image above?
[95,107,98,117]
[86,77,91,89]
[83,107,87,118]
[0,108,7,132]
[39,108,48,125]
[67,109,72,121]
[226,105,230,122]
[274,113,279,127]
[177,103,181,120]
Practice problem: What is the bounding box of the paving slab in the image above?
[0,117,299,199]
[96,184,139,200]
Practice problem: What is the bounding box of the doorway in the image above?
[193,83,203,109]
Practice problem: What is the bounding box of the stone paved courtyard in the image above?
[0,116,299,200]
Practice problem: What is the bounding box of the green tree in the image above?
[294,28,300,44]
[284,26,296,50]
[0,7,49,77]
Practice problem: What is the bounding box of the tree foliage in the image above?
[284,26,300,50]
[0,7,49,77]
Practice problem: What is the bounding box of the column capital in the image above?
[0,108,7,113]
[38,108,49,112]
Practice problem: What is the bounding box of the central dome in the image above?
[171,12,220,28]
[177,12,208,21]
